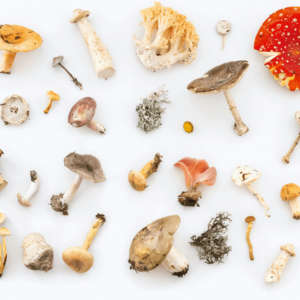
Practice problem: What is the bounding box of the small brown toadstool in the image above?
[128,153,163,191]
[280,183,300,219]
[44,91,60,114]
[187,61,249,136]
[0,227,11,278]
[62,214,106,273]
[245,216,255,260]
[0,25,43,74]
[0,213,5,224]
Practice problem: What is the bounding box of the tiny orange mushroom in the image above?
[44,91,60,114]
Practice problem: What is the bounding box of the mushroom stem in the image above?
[82,214,106,251]
[282,133,300,164]
[245,183,270,217]
[222,35,226,50]
[58,63,82,90]
[0,50,16,74]
[161,245,189,277]
[44,100,53,114]
[17,171,40,207]
[0,243,2,276]
[63,174,83,204]
[139,153,163,179]
[288,197,300,220]
[246,222,254,260]
[0,236,7,277]
[86,120,106,134]
[223,90,249,136]
[0,150,3,157]
[0,174,8,192]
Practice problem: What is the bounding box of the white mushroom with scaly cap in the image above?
[17,171,40,207]
[232,165,270,217]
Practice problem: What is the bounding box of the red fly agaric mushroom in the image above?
[68,97,106,134]
[254,7,300,91]
[0,25,43,74]
[187,61,249,136]
[174,158,217,207]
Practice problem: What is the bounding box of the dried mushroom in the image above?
[245,216,255,260]
[216,20,231,49]
[280,183,300,219]
[44,91,60,114]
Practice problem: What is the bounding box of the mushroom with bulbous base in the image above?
[17,171,40,207]
[62,214,106,273]
[216,20,231,49]
[245,216,255,260]
[0,227,11,278]
[128,153,162,191]
[281,183,300,220]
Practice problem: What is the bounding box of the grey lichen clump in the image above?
[190,212,232,264]
[136,85,171,133]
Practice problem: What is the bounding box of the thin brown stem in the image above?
[246,222,254,260]
[58,63,82,90]
[282,133,300,164]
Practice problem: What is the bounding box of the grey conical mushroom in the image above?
[187,61,249,136]
[50,152,106,215]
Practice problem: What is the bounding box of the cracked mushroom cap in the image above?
[280,244,295,257]
[0,25,42,53]
[281,183,300,201]
[0,95,29,125]
[0,227,11,236]
[232,165,261,187]
[187,61,249,94]
[0,213,5,224]
[68,97,96,128]
[64,152,106,183]
[62,246,94,273]
[129,215,181,272]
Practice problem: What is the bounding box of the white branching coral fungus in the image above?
[133,2,199,72]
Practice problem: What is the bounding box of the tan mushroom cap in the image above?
[0,213,5,224]
[281,183,300,201]
[46,91,60,101]
[70,9,90,23]
[245,216,256,222]
[0,227,11,236]
[0,25,42,52]
[62,246,94,273]
[129,215,181,272]
[280,244,295,257]
[128,170,147,191]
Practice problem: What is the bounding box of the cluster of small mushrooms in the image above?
[0,2,299,285]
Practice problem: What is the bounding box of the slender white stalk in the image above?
[17,171,40,207]
[289,197,300,220]
[63,175,83,204]
[86,120,106,134]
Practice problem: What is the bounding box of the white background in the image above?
[1,0,300,299]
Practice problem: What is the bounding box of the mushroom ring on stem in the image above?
[265,244,295,282]
[0,150,7,192]
[187,60,249,136]
[17,171,40,207]
[68,97,106,134]
[62,214,106,273]
[0,25,42,74]
[216,20,231,49]
[129,215,189,278]
[22,233,53,272]
[281,183,300,220]
[174,157,217,207]
[44,91,60,114]
[282,112,300,163]
[128,153,162,191]
[254,7,300,91]
[0,95,29,125]
[0,227,11,278]
[0,213,5,224]
[50,152,106,215]
[70,9,115,79]
[245,216,255,260]
[232,165,270,217]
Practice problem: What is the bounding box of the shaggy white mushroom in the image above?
[216,20,231,49]
[17,171,40,207]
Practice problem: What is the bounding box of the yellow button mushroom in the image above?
[0,227,11,278]
[44,91,60,114]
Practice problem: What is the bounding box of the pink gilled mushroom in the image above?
[174,158,217,207]
[68,97,106,134]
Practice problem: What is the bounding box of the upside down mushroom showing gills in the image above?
[0,227,11,278]
[133,2,199,72]
[128,215,189,277]
[0,25,43,74]
[50,152,106,215]
[174,158,217,207]
[0,150,7,192]
[62,214,106,273]
[254,7,300,90]
[187,61,249,136]
[232,166,270,217]
[70,9,115,79]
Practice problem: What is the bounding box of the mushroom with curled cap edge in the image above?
[129,215,189,278]
[0,227,11,278]
[254,7,300,91]
[232,165,270,217]
[22,233,53,272]
[68,97,106,134]
[0,213,5,224]
[50,152,106,215]
[280,183,300,220]
[62,214,106,273]
[216,20,231,49]
[0,95,29,125]
[265,244,295,283]
[52,56,82,90]
[0,150,7,192]
[17,171,40,207]
[187,61,249,136]
[245,216,255,261]
[282,112,300,163]
[128,153,162,191]
[0,25,42,74]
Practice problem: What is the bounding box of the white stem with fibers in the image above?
[282,134,300,164]
[161,246,189,275]
[17,173,40,207]
[289,197,300,220]
[63,175,83,204]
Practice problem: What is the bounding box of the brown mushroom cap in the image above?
[129,215,181,272]
[245,216,256,222]
[68,97,96,128]
[0,25,42,52]
[280,244,295,257]
[52,56,64,68]
[64,152,106,183]
[128,170,147,191]
[62,246,94,273]
[281,183,300,201]
[187,61,249,94]
[0,227,11,236]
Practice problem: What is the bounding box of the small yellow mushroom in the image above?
[44,91,60,114]
[245,216,255,261]
[0,213,5,224]
[0,227,11,278]
[183,121,194,133]
[128,153,163,191]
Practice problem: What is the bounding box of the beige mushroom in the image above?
[44,91,60,114]
[0,227,11,278]
[62,214,106,273]
[0,213,5,224]
[17,171,40,207]
[280,183,300,220]
[216,20,231,49]
[0,150,7,192]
